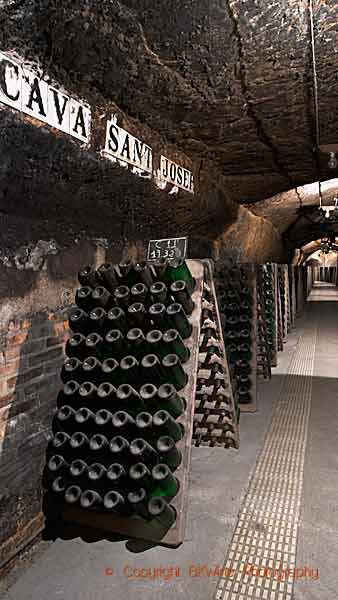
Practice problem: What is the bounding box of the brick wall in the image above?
[0,311,70,566]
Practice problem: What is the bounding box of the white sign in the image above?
[104,119,153,173]
[0,52,91,143]
[160,155,194,193]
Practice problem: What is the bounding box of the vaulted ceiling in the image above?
[1,0,338,255]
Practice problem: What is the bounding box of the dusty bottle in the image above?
[128,302,148,330]
[107,306,128,335]
[157,384,185,418]
[89,307,107,333]
[70,431,90,454]
[120,356,139,385]
[150,281,168,305]
[104,490,131,515]
[127,487,150,519]
[85,333,104,358]
[141,354,165,387]
[65,485,82,505]
[47,454,69,477]
[82,356,102,383]
[135,412,154,439]
[95,409,113,433]
[78,265,98,288]
[153,410,183,442]
[75,286,94,312]
[87,463,107,488]
[147,497,176,528]
[51,431,71,454]
[61,380,81,406]
[70,459,88,485]
[112,411,136,437]
[162,259,195,294]
[134,262,154,288]
[162,354,188,390]
[127,328,146,359]
[97,382,117,407]
[129,463,152,491]
[140,384,158,414]
[75,407,95,430]
[79,381,98,404]
[109,436,131,464]
[116,385,144,416]
[105,329,125,360]
[92,286,115,311]
[80,490,103,509]
[69,307,90,334]
[52,476,67,496]
[156,436,182,471]
[170,280,194,315]
[106,463,127,489]
[145,330,165,358]
[163,329,189,363]
[96,263,118,293]
[149,303,171,330]
[151,463,179,498]
[61,358,83,384]
[131,283,148,305]
[114,285,130,310]
[166,303,192,339]
[101,358,120,386]
[56,405,76,431]
[130,438,159,467]
[65,333,87,360]
[89,434,109,457]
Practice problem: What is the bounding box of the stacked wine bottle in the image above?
[263,264,277,367]
[44,258,196,531]
[256,267,272,381]
[216,264,257,409]
[193,263,239,448]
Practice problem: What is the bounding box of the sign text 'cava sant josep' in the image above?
[104,118,153,173]
[0,51,91,143]
[160,155,194,193]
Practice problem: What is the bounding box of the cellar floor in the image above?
[1,285,338,600]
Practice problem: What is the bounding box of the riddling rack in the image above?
[43,258,204,547]
[216,262,258,413]
[256,266,272,381]
[192,260,239,449]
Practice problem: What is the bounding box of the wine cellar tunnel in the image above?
[1,1,338,599]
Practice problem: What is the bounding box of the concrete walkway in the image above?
[1,291,338,599]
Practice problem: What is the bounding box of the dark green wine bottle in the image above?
[80,490,103,509]
[127,328,146,359]
[69,307,89,334]
[89,434,109,458]
[157,384,185,418]
[95,409,113,431]
[149,303,171,330]
[75,407,95,430]
[89,307,107,333]
[97,382,117,406]
[166,303,192,339]
[170,280,194,315]
[97,263,118,293]
[70,459,88,484]
[82,356,102,383]
[139,384,158,414]
[145,330,165,358]
[134,262,154,288]
[127,488,150,519]
[105,329,125,360]
[92,286,115,310]
[107,306,128,335]
[112,411,136,437]
[87,463,107,488]
[51,431,70,453]
[150,281,168,304]
[162,259,195,293]
[56,405,76,432]
[153,258,168,280]
[52,476,67,495]
[147,497,176,528]
[153,410,183,442]
[65,485,82,504]
[120,356,139,385]
[85,333,104,358]
[70,431,90,454]
[61,358,83,384]
[106,463,127,488]
[128,302,148,330]
[114,285,130,310]
[163,329,189,363]
[130,438,159,467]
[237,343,252,361]
[76,286,93,312]
[116,384,144,415]
[156,436,182,471]
[109,436,130,463]
[151,464,179,498]
[104,490,131,515]
[129,463,152,491]
[62,380,80,405]
[117,260,133,285]
[131,283,148,305]
[162,354,188,391]
[135,412,154,439]
[47,454,69,477]
[66,333,87,360]
[78,265,97,288]
[141,354,165,387]
[101,358,120,386]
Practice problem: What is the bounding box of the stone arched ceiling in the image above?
[1,0,338,204]
[1,0,338,260]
